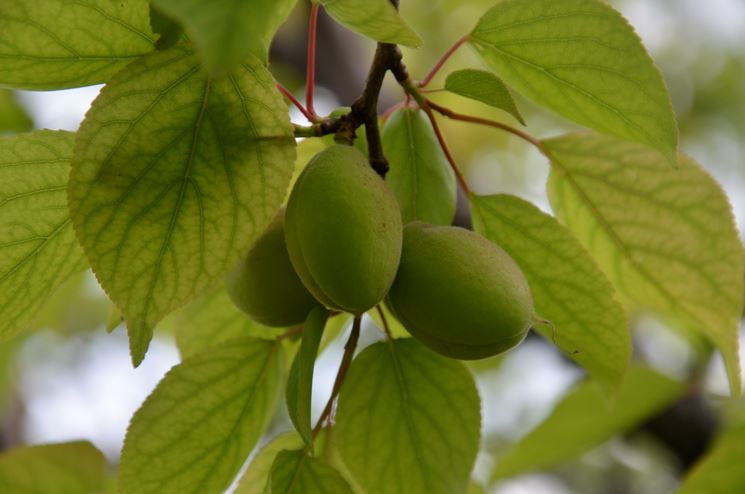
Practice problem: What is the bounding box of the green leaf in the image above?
[0,441,107,493]
[68,44,295,366]
[491,366,685,480]
[470,194,630,395]
[336,339,480,494]
[286,306,328,449]
[0,90,33,133]
[678,421,745,494]
[444,69,525,125]
[319,0,422,48]
[0,130,87,342]
[544,132,745,395]
[382,107,457,225]
[173,285,277,359]
[470,0,678,163]
[235,432,303,494]
[149,5,184,51]
[0,0,155,90]
[119,338,282,494]
[270,449,354,494]
[151,0,297,71]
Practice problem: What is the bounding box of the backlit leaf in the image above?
[69,44,295,366]
[545,132,744,395]
[444,69,525,125]
[0,130,87,341]
[471,0,678,163]
[234,432,303,494]
[678,421,745,494]
[471,193,630,395]
[119,338,282,494]
[0,0,155,89]
[319,0,422,48]
[270,449,354,494]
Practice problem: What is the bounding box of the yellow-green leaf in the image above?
[545,132,744,395]
[119,338,282,494]
[470,0,678,163]
[68,45,295,366]
[0,89,33,133]
[319,0,422,48]
[270,449,354,494]
[0,0,155,90]
[444,69,525,125]
[0,130,87,341]
[471,193,630,395]
[0,441,107,493]
[336,339,480,494]
[234,432,303,494]
[491,366,685,480]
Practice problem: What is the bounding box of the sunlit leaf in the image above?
[382,107,456,225]
[471,193,630,395]
[444,69,525,124]
[471,0,678,163]
[270,449,354,494]
[173,285,276,359]
[319,0,422,48]
[678,421,745,494]
[69,44,295,366]
[0,441,107,493]
[119,338,282,494]
[152,0,297,71]
[491,366,685,480]
[0,0,155,90]
[336,339,480,494]
[0,131,87,341]
[234,432,303,494]
[545,132,744,395]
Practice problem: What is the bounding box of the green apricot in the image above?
[285,144,402,314]
[387,221,534,359]
[226,208,319,327]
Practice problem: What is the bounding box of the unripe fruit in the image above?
[285,144,402,314]
[226,208,319,327]
[387,222,534,359]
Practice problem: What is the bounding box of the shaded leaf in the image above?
[0,0,155,89]
[445,69,525,124]
[152,0,297,71]
[0,441,106,494]
[336,339,480,494]
[68,44,295,366]
[119,338,282,494]
[0,130,87,341]
[382,107,456,225]
[678,421,745,494]
[545,132,744,395]
[471,193,630,395]
[286,306,328,449]
[270,449,354,494]
[470,0,678,163]
[319,0,422,48]
[234,432,303,494]
[491,366,685,480]
[0,90,33,133]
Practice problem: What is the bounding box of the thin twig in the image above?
[277,324,304,340]
[276,82,316,122]
[305,3,320,120]
[426,99,544,150]
[376,305,393,340]
[418,35,470,88]
[312,316,362,437]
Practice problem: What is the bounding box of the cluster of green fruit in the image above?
[226,143,534,360]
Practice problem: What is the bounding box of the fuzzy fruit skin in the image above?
[226,208,319,327]
[387,222,534,359]
[285,144,402,314]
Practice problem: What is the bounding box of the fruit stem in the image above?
[418,35,469,88]
[376,305,393,339]
[305,2,320,121]
[312,315,361,437]
[426,99,545,150]
[277,324,304,340]
[277,82,316,122]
